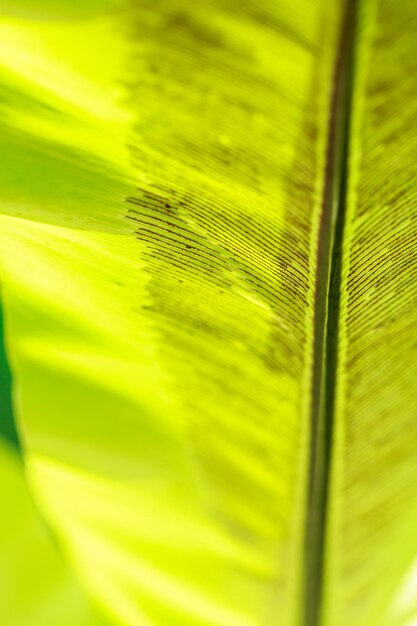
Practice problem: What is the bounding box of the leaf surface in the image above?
[0,438,106,626]
[325,2,417,625]
[0,2,416,626]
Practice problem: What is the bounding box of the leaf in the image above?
[325,2,417,625]
[0,1,416,626]
[0,438,105,625]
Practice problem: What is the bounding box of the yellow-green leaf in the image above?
[0,1,416,626]
[0,438,106,625]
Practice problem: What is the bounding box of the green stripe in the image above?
[0,298,19,450]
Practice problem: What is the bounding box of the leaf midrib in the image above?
[303,1,359,625]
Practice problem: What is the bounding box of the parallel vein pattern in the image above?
[326,2,417,625]
[3,2,417,626]
[124,2,342,621]
[0,2,341,626]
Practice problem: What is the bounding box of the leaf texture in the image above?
[0,1,417,626]
[325,2,417,625]
[0,1,341,624]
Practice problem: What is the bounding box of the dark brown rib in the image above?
[304,2,358,625]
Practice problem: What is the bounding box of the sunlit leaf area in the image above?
[1,1,417,625]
